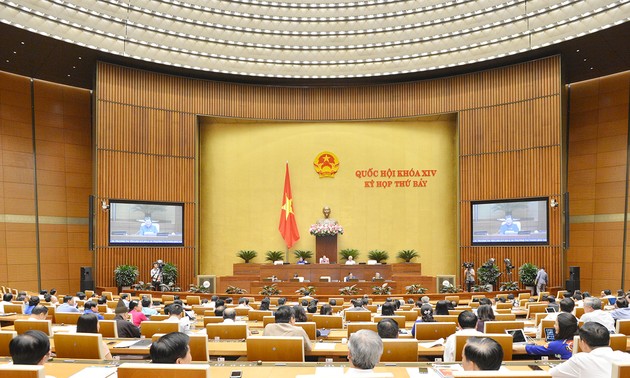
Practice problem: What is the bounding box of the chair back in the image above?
[263,316,276,327]
[414,322,456,341]
[455,334,513,361]
[518,293,531,301]
[0,365,45,378]
[345,311,371,322]
[572,334,627,354]
[483,321,524,334]
[206,323,248,340]
[102,291,113,301]
[295,322,317,340]
[395,310,418,321]
[14,320,52,336]
[526,303,548,319]
[103,313,116,320]
[235,307,250,316]
[150,314,169,321]
[380,339,418,362]
[617,319,630,334]
[189,334,209,362]
[496,303,513,310]
[347,322,378,337]
[203,316,223,325]
[246,336,304,362]
[4,304,23,314]
[374,315,405,329]
[534,312,548,326]
[0,331,17,357]
[449,309,466,315]
[53,333,104,359]
[574,307,585,319]
[540,319,555,335]
[366,304,378,313]
[97,304,108,313]
[186,296,201,305]
[248,310,273,321]
[612,361,630,378]
[433,315,458,323]
[331,305,343,313]
[140,321,179,338]
[494,313,516,321]
[328,298,344,305]
[116,363,210,378]
[306,313,314,321]
[85,290,95,298]
[445,296,460,305]
[53,312,81,325]
[98,320,118,338]
[161,294,175,304]
[313,315,343,329]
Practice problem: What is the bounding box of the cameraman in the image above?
[464,263,475,292]
[150,261,163,291]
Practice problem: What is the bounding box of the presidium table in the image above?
[218,263,436,294]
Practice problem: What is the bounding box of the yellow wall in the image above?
[199,116,458,277]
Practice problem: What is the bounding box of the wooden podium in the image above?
[315,235,337,264]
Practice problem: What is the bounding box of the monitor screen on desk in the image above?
[108,200,184,246]
[471,197,549,246]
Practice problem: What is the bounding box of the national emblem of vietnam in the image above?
[313,151,340,178]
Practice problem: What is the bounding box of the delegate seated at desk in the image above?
[138,217,158,235]
[498,214,519,234]
[344,272,357,282]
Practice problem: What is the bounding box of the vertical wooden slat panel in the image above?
[95,56,563,289]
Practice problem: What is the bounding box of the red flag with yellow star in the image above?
[279,162,300,248]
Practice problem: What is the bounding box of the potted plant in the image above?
[132,281,152,291]
[478,263,501,291]
[368,250,389,264]
[189,283,211,293]
[161,262,178,286]
[236,250,257,263]
[339,284,360,296]
[397,249,419,263]
[519,263,538,294]
[226,286,247,294]
[295,286,316,296]
[499,281,519,291]
[265,250,285,263]
[114,265,139,291]
[405,284,428,294]
[340,248,360,262]
[293,250,313,262]
[260,284,281,296]
[372,283,391,295]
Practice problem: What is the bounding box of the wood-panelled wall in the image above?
[0,71,92,294]
[95,56,563,289]
[567,71,630,293]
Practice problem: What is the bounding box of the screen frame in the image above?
[108,199,185,247]
[470,197,549,246]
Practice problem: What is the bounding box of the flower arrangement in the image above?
[309,223,344,236]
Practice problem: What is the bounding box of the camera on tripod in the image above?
[462,262,474,269]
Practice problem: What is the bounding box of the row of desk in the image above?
[0,359,560,378]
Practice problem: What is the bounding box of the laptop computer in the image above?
[545,307,557,313]
[506,329,534,345]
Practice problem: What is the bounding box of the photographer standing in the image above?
[150,261,163,291]
[464,263,475,292]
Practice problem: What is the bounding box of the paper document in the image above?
[419,338,444,348]
[69,366,117,378]
[313,343,337,351]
